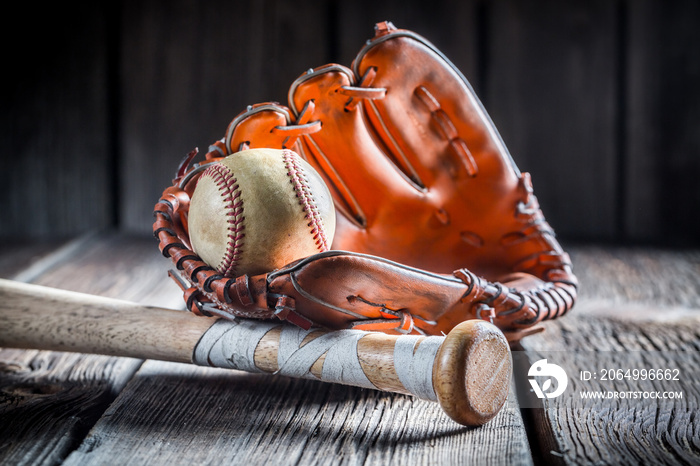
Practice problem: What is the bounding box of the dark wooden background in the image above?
[2,0,699,247]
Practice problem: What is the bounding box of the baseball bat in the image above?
[0,278,511,426]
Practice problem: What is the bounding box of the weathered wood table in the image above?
[1,232,698,465]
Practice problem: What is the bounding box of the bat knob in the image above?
[433,320,512,426]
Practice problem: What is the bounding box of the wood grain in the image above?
[0,349,140,465]
[0,279,215,364]
[485,0,619,242]
[3,1,700,246]
[517,312,700,465]
[0,233,182,466]
[1,233,534,464]
[61,361,532,466]
[0,3,113,237]
[514,244,700,465]
[2,236,698,464]
[625,0,700,245]
[118,0,333,233]
[568,245,700,308]
[0,238,74,280]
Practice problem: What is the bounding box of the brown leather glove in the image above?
[153,22,577,342]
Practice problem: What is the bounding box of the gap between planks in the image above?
[1,232,535,466]
[0,231,183,466]
[511,305,700,466]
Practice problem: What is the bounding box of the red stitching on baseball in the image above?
[201,163,245,276]
[282,149,330,251]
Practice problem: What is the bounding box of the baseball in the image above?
[187,148,336,278]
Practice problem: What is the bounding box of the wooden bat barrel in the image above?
[0,278,511,426]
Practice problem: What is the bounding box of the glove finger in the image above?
[223,103,304,154]
[288,64,425,231]
[340,23,575,286]
[352,23,520,189]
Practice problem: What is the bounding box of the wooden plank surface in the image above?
[2,235,698,465]
[62,364,530,465]
[516,310,700,465]
[514,244,700,465]
[0,233,534,465]
[0,233,182,466]
[0,349,142,466]
[568,245,700,308]
[0,238,74,281]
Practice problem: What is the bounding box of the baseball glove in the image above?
[153,21,577,342]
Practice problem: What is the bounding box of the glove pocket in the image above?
[265,251,468,335]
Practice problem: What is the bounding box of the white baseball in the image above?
[187,148,336,278]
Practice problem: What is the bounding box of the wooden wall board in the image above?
[0,4,114,238]
[625,0,700,245]
[516,311,700,465]
[2,0,699,246]
[118,0,334,233]
[335,0,481,92]
[484,0,620,242]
